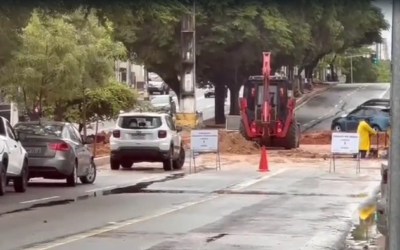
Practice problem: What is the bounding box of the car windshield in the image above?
[14,123,63,137]
[150,96,170,105]
[119,116,162,129]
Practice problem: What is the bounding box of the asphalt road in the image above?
[296,83,390,132]
[0,166,379,250]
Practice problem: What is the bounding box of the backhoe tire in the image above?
[283,121,299,150]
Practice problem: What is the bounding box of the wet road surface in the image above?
[296,83,390,132]
[0,165,379,250]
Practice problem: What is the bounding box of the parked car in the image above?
[109,112,185,171]
[0,116,29,195]
[358,98,390,108]
[331,105,390,132]
[204,85,228,98]
[150,95,177,116]
[204,85,215,98]
[147,81,170,95]
[14,121,97,186]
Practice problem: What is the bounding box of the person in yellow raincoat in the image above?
[357,118,377,158]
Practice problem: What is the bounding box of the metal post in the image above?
[388,0,400,249]
[350,56,354,83]
[177,0,197,128]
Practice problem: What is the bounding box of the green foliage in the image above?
[376,60,392,83]
[342,57,378,83]
[1,8,126,123]
[80,81,138,122]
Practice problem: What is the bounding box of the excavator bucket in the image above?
[262,52,271,77]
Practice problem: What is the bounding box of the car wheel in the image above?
[163,147,174,171]
[173,146,185,170]
[66,161,78,187]
[372,125,382,132]
[80,160,96,184]
[333,124,343,132]
[110,159,120,170]
[121,161,134,169]
[14,160,28,193]
[0,162,6,196]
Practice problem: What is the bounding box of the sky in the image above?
[374,0,392,58]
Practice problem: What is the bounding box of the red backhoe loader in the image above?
[239,52,300,149]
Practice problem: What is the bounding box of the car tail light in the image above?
[113,130,121,138]
[49,143,70,152]
[382,169,388,184]
[158,130,167,138]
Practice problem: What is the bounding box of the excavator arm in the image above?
[262,52,271,124]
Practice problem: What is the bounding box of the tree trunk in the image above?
[329,55,337,81]
[82,90,88,138]
[298,67,304,94]
[229,85,240,115]
[214,83,226,124]
[53,103,65,121]
[164,75,180,100]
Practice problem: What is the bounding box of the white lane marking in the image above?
[20,196,60,204]
[379,85,390,98]
[229,168,288,191]
[24,170,288,250]
[85,186,117,193]
[24,195,219,250]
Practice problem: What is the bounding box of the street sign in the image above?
[331,132,360,154]
[190,129,219,152]
[189,129,221,173]
[330,132,361,174]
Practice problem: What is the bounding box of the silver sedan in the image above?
[14,121,96,186]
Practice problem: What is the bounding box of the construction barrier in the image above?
[175,112,203,129]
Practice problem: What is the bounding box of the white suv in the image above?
[0,116,29,195]
[109,112,185,171]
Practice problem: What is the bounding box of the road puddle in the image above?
[345,212,383,250]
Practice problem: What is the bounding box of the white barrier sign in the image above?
[191,130,219,152]
[331,132,360,154]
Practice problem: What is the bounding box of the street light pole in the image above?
[388,0,400,249]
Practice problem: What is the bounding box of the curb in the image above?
[295,84,335,110]
[94,156,109,166]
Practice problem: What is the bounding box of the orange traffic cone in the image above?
[259,146,270,172]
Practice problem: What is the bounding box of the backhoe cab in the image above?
[239,52,300,149]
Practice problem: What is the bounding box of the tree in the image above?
[1,10,82,120]
[99,1,185,96]
[1,8,126,134]
[63,80,138,128]
[342,57,378,83]
[376,60,391,83]
[192,1,294,122]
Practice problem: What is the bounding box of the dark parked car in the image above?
[14,121,97,186]
[358,98,390,108]
[331,105,390,132]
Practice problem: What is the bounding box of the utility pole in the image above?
[350,56,353,84]
[388,0,400,249]
[176,0,197,128]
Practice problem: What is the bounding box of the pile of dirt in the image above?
[273,148,330,159]
[300,131,332,145]
[94,143,110,157]
[218,130,260,154]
